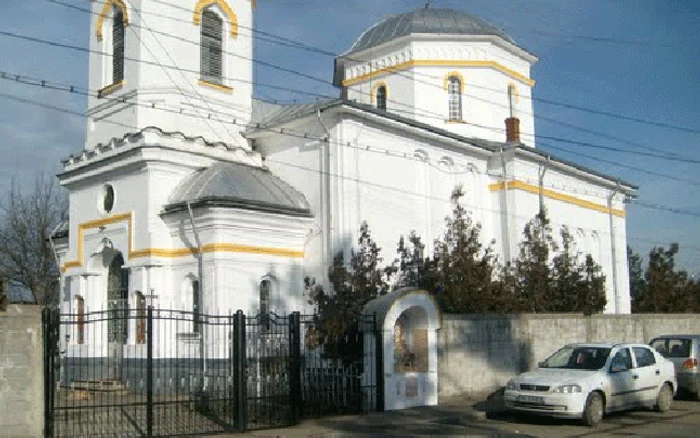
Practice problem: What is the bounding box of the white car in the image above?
[504,343,677,426]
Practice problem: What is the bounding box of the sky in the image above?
[0,0,698,274]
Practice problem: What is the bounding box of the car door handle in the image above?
[655,370,660,375]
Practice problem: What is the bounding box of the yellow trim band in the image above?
[96,0,129,42]
[61,212,304,271]
[199,79,234,93]
[370,81,389,104]
[489,180,626,218]
[98,80,126,98]
[443,71,466,93]
[344,60,535,87]
[193,0,238,37]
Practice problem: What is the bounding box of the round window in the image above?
[102,184,115,213]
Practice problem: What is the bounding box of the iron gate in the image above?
[43,307,382,437]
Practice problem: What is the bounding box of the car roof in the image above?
[566,343,652,349]
[650,334,700,340]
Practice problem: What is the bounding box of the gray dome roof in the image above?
[346,7,515,55]
[165,162,311,217]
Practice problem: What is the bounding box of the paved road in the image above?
[242,393,700,437]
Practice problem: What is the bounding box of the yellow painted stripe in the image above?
[198,80,234,93]
[343,60,536,87]
[489,180,626,218]
[62,211,304,270]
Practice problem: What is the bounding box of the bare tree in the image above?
[0,174,67,305]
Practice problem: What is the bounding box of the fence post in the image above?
[42,307,54,438]
[373,312,384,412]
[233,310,247,432]
[289,312,302,424]
[146,306,153,437]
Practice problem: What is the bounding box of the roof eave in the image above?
[163,197,314,218]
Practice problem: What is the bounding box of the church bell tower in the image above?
[85,0,255,150]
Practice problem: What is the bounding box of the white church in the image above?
[54,0,637,345]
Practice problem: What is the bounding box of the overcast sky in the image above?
[0,0,698,273]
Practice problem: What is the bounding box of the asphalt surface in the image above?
[230,392,700,437]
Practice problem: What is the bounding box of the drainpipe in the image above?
[607,183,620,314]
[316,109,332,279]
[538,156,550,216]
[500,148,511,263]
[187,201,206,389]
[48,222,63,306]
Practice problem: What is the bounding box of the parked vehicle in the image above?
[650,334,700,400]
[504,343,677,426]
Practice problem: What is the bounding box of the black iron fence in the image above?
[43,306,382,437]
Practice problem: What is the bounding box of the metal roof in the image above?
[345,7,517,55]
[165,162,312,217]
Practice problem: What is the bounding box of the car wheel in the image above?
[582,392,604,427]
[655,383,673,412]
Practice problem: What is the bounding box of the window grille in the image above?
[448,76,462,121]
[376,85,387,111]
[113,10,125,83]
[76,296,85,345]
[192,280,201,334]
[201,10,223,84]
[136,292,146,344]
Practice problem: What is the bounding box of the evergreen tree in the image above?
[512,209,557,312]
[627,246,646,312]
[432,187,498,313]
[637,244,695,312]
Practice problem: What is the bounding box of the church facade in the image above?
[54,0,637,355]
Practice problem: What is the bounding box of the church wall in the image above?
[334,115,492,271]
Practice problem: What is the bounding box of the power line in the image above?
[1,85,699,254]
[40,0,700,163]
[7,69,699,201]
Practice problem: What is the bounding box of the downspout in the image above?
[607,183,620,314]
[48,222,63,304]
[538,156,550,215]
[500,148,511,263]
[317,109,332,277]
[187,201,206,389]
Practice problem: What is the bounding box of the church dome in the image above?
[165,162,311,217]
[345,7,516,55]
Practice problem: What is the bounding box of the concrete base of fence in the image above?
[0,305,44,437]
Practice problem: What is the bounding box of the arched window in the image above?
[376,85,387,111]
[135,291,146,344]
[112,9,125,84]
[76,296,85,345]
[260,279,271,332]
[201,9,223,84]
[192,280,201,334]
[447,76,462,121]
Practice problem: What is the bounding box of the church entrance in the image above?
[107,252,128,380]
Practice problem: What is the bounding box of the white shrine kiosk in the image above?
[364,288,442,410]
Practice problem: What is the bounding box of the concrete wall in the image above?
[438,313,700,399]
[0,305,43,437]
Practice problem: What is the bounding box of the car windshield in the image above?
[540,346,611,370]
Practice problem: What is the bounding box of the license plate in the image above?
[517,395,544,404]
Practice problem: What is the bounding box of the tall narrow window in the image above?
[376,85,387,111]
[448,76,462,121]
[113,9,125,83]
[76,296,85,345]
[260,280,271,332]
[135,291,146,345]
[192,280,201,334]
[201,10,223,84]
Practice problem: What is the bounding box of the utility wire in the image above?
[85,0,700,136]
[1,86,698,254]
[6,69,698,201]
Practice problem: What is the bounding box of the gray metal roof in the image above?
[250,98,339,127]
[165,162,312,217]
[345,7,516,55]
